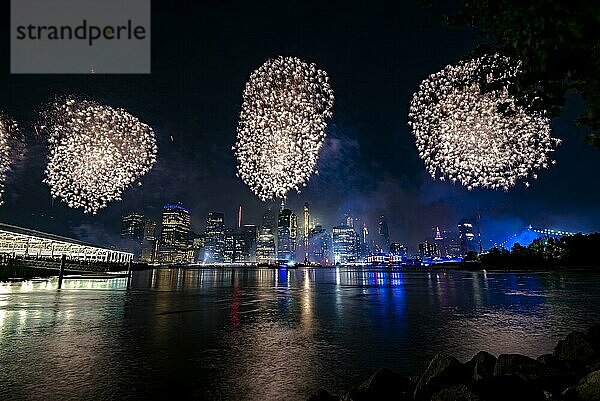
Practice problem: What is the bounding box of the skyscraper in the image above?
[308,225,330,265]
[390,242,407,257]
[120,213,145,260]
[434,226,444,258]
[378,215,390,252]
[158,203,192,263]
[458,219,478,255]
[141,219,157,263]
[419,240,437,260]
[224,227,236,263]
[221,225,254,264]
[240,224,257,262]
[256,226,276,263]
[121,213,145,240]
[262,207,277,235]
[303,202,310,248]
[277,208,297,262]
[332,225,357,264]
[205,212,225,263]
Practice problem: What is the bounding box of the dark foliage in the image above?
[477,233,600,268]
[444,0,600,147]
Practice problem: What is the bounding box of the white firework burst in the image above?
[0,115,22,205]
[408,54,561,190]
[233,56,334,201]
[40,97,158,214]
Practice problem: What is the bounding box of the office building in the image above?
[157,203,192,263]
[141,219,157,263]
[303,202,310,248]
[121,213,145,240]
[277,208,297,262]
[332,225,357,264]
[256,226,276,263]
[419,240,437,260]
[378,215,390,253]
[458,219,480,255]
[308,225,330,265]
[240,224,257,262]
[205,212,225,263]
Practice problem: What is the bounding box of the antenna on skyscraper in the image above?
[477,208,483,253]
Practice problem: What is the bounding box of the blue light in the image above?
[163,203,191,213]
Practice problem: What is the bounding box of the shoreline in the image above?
[3,263,600,282]
[308,324,600,401]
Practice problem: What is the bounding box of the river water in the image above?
[1,267,600,401]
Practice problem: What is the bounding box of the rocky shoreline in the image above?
[308,324,600,401]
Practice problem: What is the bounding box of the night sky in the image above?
[0,0,599,251]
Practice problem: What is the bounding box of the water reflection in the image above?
[1,268,600,401]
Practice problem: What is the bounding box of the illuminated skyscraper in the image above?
[419,240,437,260]
[158,203,192,263]
[120,213,145,260]
[262,207,277,235]
[434,226,444,258]
[345,214,354,228]
[360,223,370,259]
[308,225,330,265]
[256,227,276,263]
[303,202,310,247]
[277,208,297,261]
[458,219,479,255]
[224,228,236,263]
[332,225,357,264]
[205,212,225,263]
[141,219,157,263]
[240,224,257,262]
[121,213,145,240]
[390,242,407,257]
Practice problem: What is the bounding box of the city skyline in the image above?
[119,199,583,265]
[0,1,598,253]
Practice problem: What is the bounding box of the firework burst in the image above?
[408,54,560,190]
[39,97,157,214]
[233,56,334,201]
[0,115,23,205]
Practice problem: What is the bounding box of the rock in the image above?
[537,354,557,365]
[494,354,546,380]
[308,389,339,401]
[341,388,366,401]
[540,351,590,381]
[554,331,596,363]
[588,324,600,354]
[343,388,404,401]
[431,384,480,401]
[575,370,600,401]
[495,354,573,394]
[357,368,414,400]
[470,375,546,401]
[414,353,467,400]
[561,386,577,399]
[466,351,497,381]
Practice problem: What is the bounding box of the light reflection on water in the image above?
[0,268,599,401]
